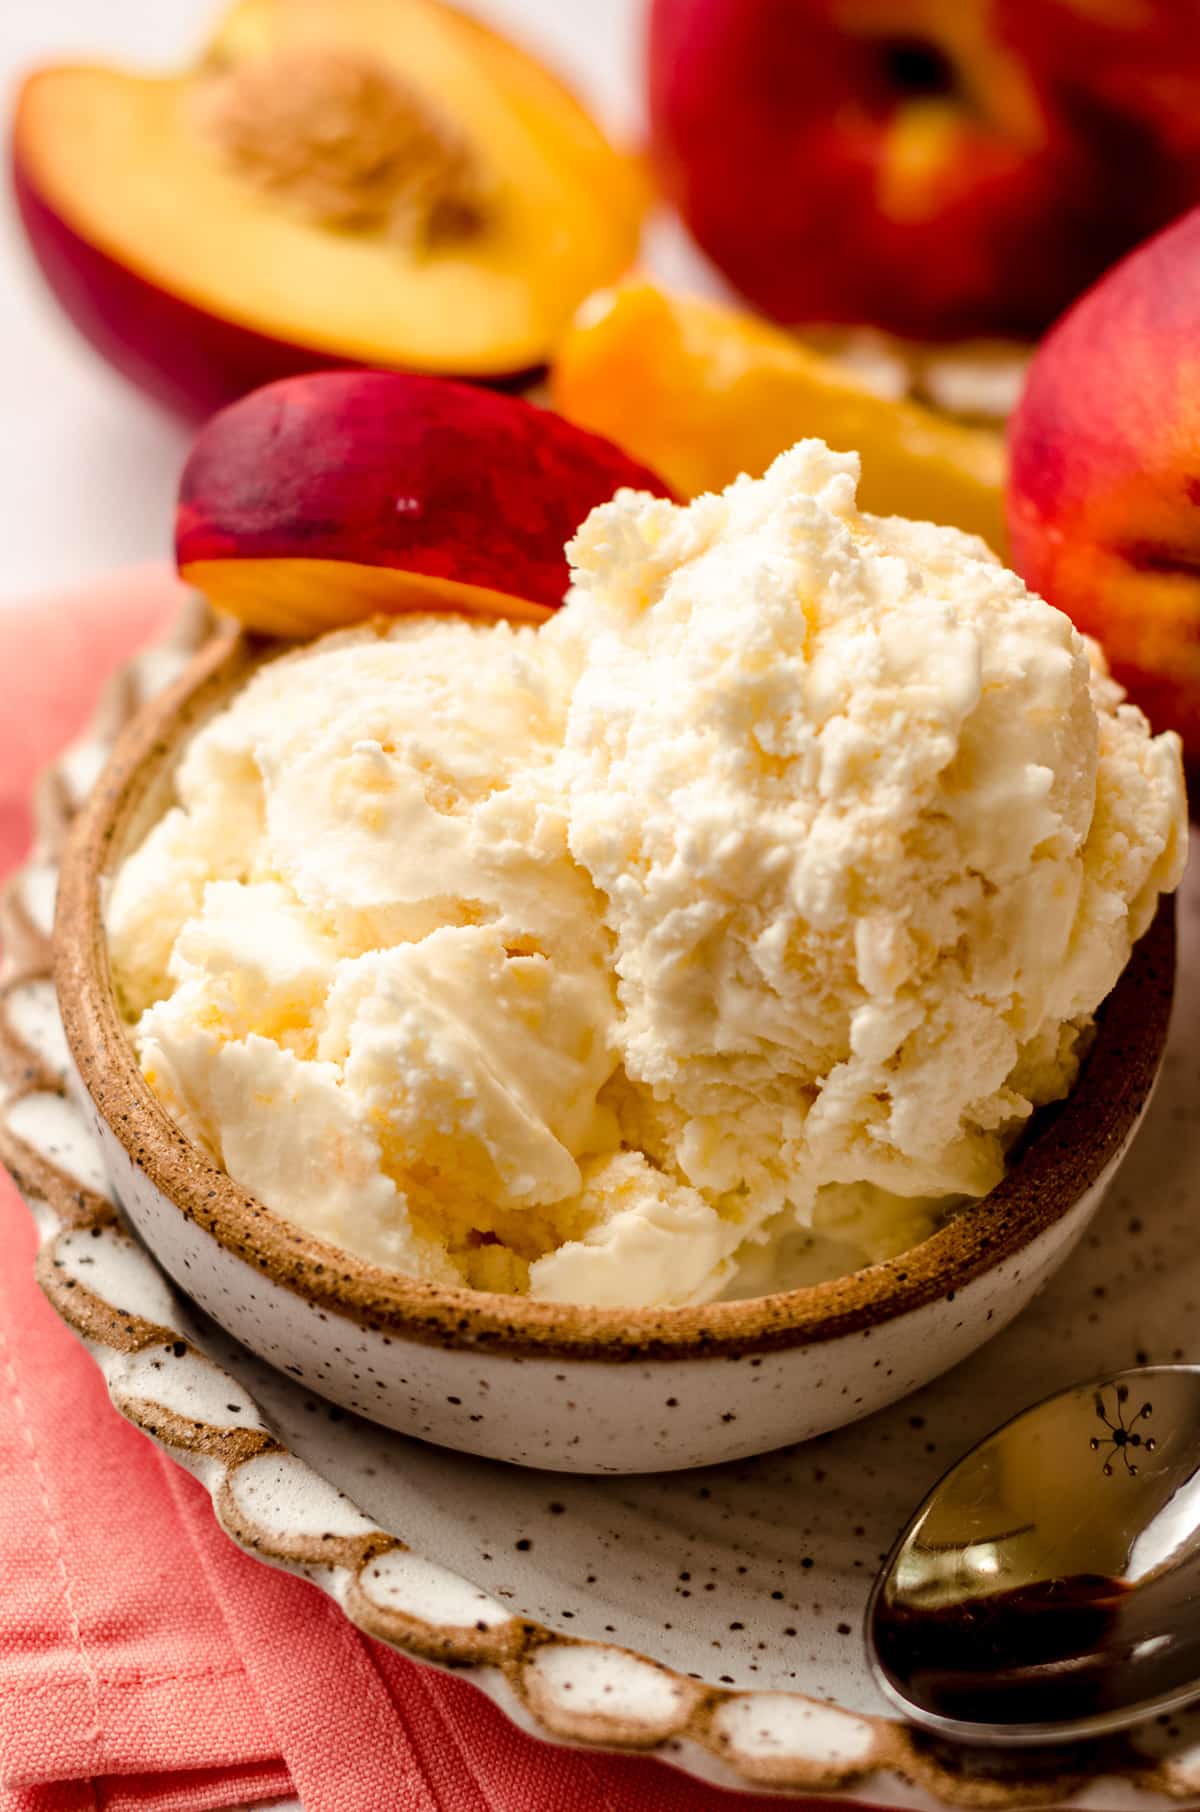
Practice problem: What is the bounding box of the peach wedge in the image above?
[552,283,1008,553]
[176,371,673,636]
[13,0,646,416]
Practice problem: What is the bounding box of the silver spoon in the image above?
[866,1365,1200,1746]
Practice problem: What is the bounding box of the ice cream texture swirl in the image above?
[108,443,1186,1306]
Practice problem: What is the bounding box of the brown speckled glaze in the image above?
[55,628,1173,1362]
[4,601,1200,1801]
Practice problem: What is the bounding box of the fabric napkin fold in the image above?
[0,569,841,1812]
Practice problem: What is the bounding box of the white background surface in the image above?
[0,0,655,603]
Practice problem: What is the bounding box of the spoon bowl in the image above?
[868,1365,1200,1745]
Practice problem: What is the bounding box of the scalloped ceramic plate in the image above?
[5,604,1200,1807]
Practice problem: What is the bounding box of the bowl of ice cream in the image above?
[55,444,1185,1473]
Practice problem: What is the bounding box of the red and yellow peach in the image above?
[14,0,646,416]
[648,0,1200,341]
[177,370,673,635]
[1008,205,1200,760]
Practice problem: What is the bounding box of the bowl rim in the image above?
[54,626,1177,1362]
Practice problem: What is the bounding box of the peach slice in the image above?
[13,0,646,417]
[176,370,673,636]
[552,282,1008,552]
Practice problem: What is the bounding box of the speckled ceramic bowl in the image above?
[54,628,1176,1475]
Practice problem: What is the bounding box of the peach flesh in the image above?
[13,159,375,419]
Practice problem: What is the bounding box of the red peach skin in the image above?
[647,0,1200,341]
[176,371,673,635]
[1007,206,1200,760]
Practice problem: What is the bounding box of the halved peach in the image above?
[176,370,673,636]
[13,0,646,416]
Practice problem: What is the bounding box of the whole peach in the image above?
[648,0,1200,341]
[1008,206,1200,759]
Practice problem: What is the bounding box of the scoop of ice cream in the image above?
[549,442,1186,1238]
[108,443,1186,1307]
[111,618,623,1291]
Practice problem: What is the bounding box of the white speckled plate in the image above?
[5,605,1200,1806]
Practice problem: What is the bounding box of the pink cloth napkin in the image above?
[0,570,834,1812]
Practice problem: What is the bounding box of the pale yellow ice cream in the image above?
[108,443,1186,1306]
